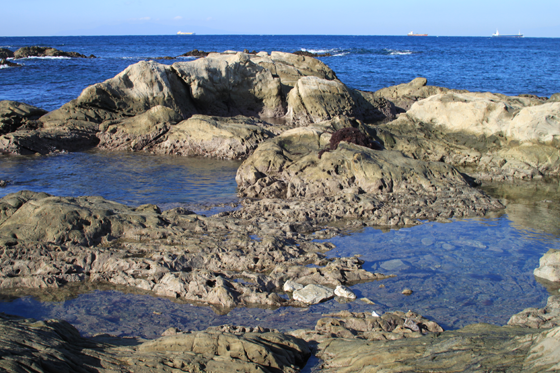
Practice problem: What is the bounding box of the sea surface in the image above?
[1,35,560,338]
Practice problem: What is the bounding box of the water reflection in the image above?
[0,150,241,208]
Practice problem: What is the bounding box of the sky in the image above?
[2,0,559,37]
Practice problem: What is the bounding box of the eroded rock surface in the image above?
[0,191,390,311]
[0,314,310,373]
[0,100,48,135]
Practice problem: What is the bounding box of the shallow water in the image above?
[0,150,241,209]
[1,151,559,336]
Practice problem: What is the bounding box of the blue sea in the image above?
[1,35,560,338]
[1,35,560,111]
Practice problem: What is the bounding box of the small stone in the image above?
[334,285,356,299]
[371,311,381,317]
[402,289,413,296]
[293,284,334,304]
[283,280,304,292]
[162,327,180,336]
[403,318,420,332]
[360,297,375,305]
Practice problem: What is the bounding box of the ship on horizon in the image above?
[177,32,195,35]
[492,30,523,38]
[407,31,428,36]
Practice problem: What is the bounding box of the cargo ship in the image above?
[177,32,195,35]
[492,30,523,38]
[407,31,428,36]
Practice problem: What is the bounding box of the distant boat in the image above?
[407,31,428,36]
[492,30,523,38]
[177,32,195,35]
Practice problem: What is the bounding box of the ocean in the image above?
[1,35,560,337]
[1,35,560,111]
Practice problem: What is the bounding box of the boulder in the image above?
[292,284,335,304]
[0,100,48,134]
[151,115,276,159]
[236,126,473,199]
[172,52,285,118]
[39,60,196,130]
[0,48,14,59]
[534,249,560,283]
[0,126,99,155]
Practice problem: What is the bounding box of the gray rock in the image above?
[534,249,560,282]
[334,285,356,299]
[293,284,335,304]
[283,280,304,292]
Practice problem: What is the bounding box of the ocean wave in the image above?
[383,49,415,55]
[300,48,350,57]
[19,56,72,60]
[0,65,14,69]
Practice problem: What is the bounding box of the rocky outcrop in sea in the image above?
[1,50,560,372]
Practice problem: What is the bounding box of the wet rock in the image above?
[293,50,332,57]
[534,249,560,283]
[13,46,94,59]
[292,284,335,304]
[0,59,21,68]
[0,100,48,135]
[0,48,15,59]
[179,49,212,58]
[402,288,413,295]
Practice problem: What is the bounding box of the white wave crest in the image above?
[20,56,72,60]
[300,48,349,57]
[386,49,413,55]
[0,65,13,69]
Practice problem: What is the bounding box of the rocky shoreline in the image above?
[1,50,560,371]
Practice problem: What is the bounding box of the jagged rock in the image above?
[534,249,560,283]
[236,125,478,199]
[0,314,310,373]
[508,296,560,329]
[0,100,47,134]
[0,59,21,68]
[283,280,304,292]
[13,46,94,59]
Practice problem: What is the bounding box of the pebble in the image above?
[360,297,375,305]
[402,289,413,296]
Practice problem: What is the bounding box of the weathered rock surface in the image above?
[236,124,493,202]
[0,100,48,135]
[0,314,310,373]
[307,297,560,372]
[376,92,560,180]
[0,191,389,310]
[13,46,94,59]
[534,249,560,283]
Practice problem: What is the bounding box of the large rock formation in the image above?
[376,91,560,180]
[1,52,397,155]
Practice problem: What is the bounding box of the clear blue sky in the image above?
[2,0,559,37]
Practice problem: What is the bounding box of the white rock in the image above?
[283,280,304,292]
[371,311,381,317]
[534,249,560,282]
[293,284,334,304]
[334,285,356,299]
